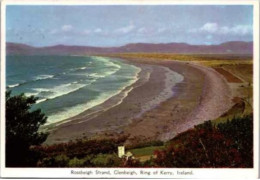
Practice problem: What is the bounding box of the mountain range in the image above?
[6,41,253,55]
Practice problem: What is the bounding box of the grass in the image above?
[212,97,253,125]
[109,53,253,66]
[128,145,165,162]
[112,53,252,60]
[221,64,253,83]
[194,60,252,67]
[110,53,252,66]
[129,145,165,157]
[213,67,243,83]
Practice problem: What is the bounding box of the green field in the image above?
[130,145,165,157]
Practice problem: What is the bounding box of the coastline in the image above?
[44,57,232,145]
[122,58,233,144]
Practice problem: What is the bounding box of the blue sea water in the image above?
[6,55,140,125]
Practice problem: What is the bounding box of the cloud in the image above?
[50,25,74,35]
[49,25,93,36]
[157,27,167,33]
[115,23,135,34]
[137,27,167,35]
[137,27,147,34]
[228,25,252,35]
[94,28,102,33]
[218,25,252,35]
[200,23,218,33]
[189,22,252,36]
[61,25,73,32]
[219,26,229,34]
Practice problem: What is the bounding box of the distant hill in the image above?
[6,41,253,55]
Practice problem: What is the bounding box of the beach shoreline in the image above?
[44,57,233,145]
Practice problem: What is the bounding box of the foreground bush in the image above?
[6,91,48,167]
[35,136,128,167]
[153,114,253,168]
[33,115,253,168]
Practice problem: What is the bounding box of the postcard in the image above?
[0,0,259,178]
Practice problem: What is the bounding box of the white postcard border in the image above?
[0,0,259,178]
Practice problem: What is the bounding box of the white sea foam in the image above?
[8,75,54,89]
[69,66,88,72]
[24,88,49,102]
[30,56,140,125]
[92,56,121,70]
[32,83,89,104]
[25,92,38,97]
[92,57,122,77]
[45,91,119,125]
[89,73,106,78]
[33,88,50,92]
[28,83,88,104]
[36,98,48,104]
[45,63,140,125]
[73,86,135,125]
[7,83,20,88]
[88,68,119,79]
[34,74,54,81]
[32,58,123,105]
[46,85,133,125]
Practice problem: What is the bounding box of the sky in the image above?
[6,5,253,47]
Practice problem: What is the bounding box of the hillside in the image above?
[6,41,253,55]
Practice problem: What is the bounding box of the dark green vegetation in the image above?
[6,91,48,167]
[154,114,253,167]
[31,114,253,167]
[34,136,141,167]
[6,92,253,168]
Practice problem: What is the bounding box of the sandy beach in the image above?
[44,57,233,145]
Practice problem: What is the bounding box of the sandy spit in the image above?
[44,58,232,145]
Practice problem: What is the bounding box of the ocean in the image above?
[6,55,140,125]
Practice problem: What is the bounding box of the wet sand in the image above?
[44,58,232,145]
